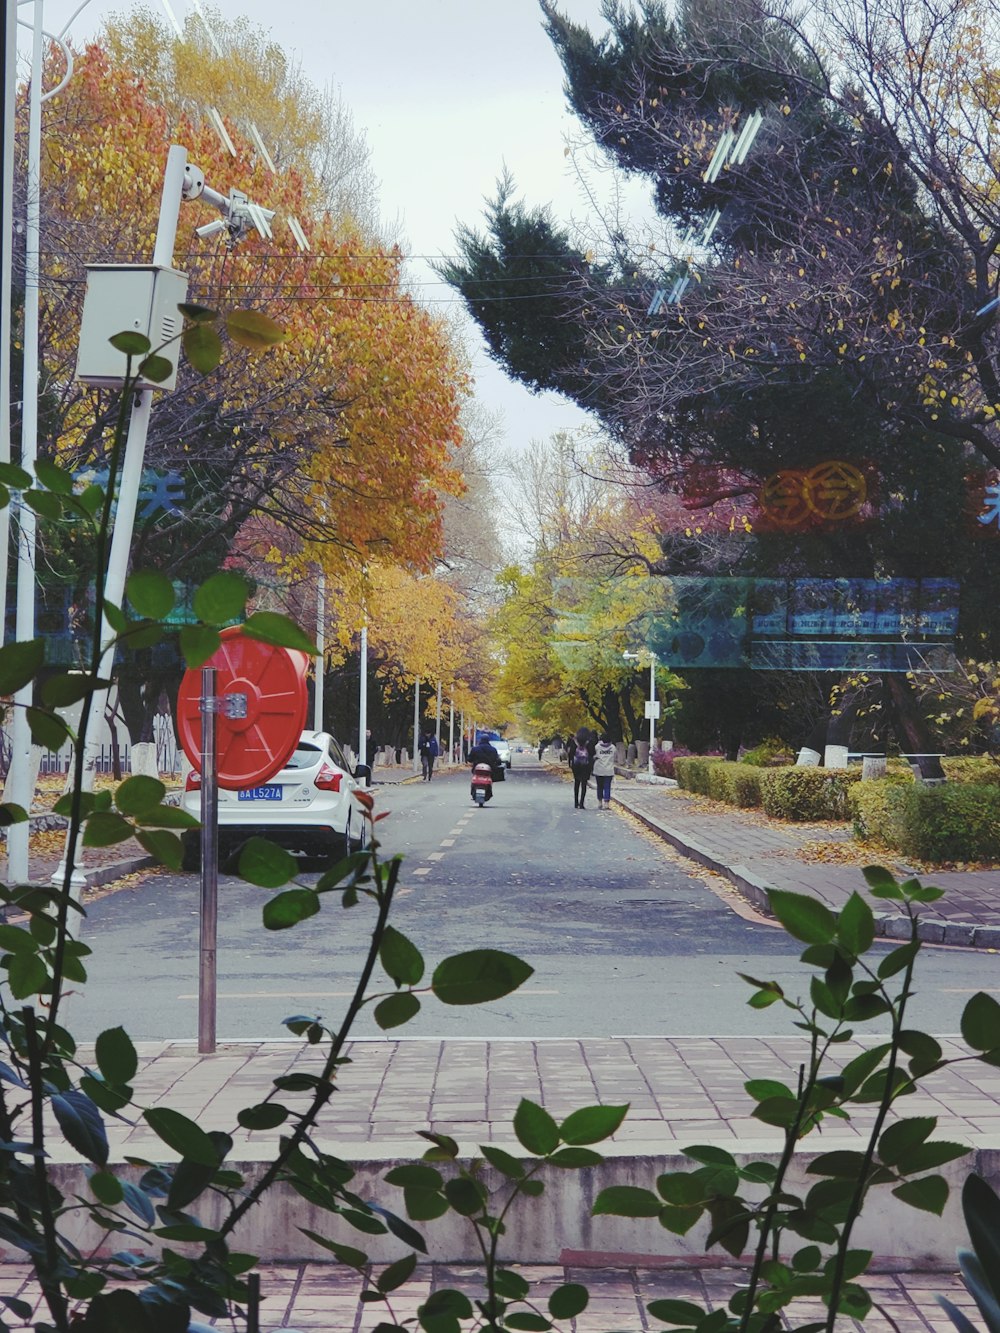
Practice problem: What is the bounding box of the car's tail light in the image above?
[185,771,202,791]
[314,765,342,793]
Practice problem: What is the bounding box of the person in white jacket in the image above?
[592,733,617,810]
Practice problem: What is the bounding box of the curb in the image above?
[617,797,999,950]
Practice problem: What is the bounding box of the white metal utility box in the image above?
[75,264,189,391]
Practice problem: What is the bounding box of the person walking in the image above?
[592,732,616,809]
[568,726,595,809]
[418,728,439,780]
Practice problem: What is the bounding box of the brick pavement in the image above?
[613,778,1000,948]
[0,1261,974,1332]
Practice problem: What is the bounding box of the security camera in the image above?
[183,162,205,200]
[195,218,227,239]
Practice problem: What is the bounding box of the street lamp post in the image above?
[624,648,659,774]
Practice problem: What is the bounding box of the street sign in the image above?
[644,701,662,720]
[177,627,309,790]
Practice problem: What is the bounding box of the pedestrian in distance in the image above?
[568,726,595,809]
[592,732,616,809]
[418,728,439,780]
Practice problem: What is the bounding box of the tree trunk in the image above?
[883,674,945,780]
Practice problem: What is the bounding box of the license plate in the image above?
[239,785,282,801]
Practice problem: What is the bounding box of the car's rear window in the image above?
[285,744,322,770]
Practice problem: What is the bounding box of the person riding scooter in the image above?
[468,736,500,804]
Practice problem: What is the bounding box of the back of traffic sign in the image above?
[177,626,309,790]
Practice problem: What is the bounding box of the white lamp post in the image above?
[624,648,660,774]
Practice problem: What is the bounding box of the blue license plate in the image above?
[238,785,282,801]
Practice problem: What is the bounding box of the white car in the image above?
[181,730,369,868]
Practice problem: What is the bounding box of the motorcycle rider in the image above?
[468,735,500,803]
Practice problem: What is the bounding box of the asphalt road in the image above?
[65,759,1000,1041]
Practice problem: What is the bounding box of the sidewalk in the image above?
[611,778,1000,948]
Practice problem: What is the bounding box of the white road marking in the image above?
[428,852,444,861]
[413,867,430,875]
[440,839,455,847]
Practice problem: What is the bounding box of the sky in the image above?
[22,0,647,456]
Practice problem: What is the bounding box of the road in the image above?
[64,758,999,1041]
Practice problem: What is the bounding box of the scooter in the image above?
[470,762,494,807]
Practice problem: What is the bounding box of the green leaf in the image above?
[807,1150,869,1178]
[494,1268,530,1299]
[548,1146,603,1167]
[443,1176,483,1216]
[504,1315,551,1332]
[183,321,223,373]
[179,623,222,668]
[0,462,31,488]
[0,638,45,693]
[368,1203,427,1253]
[242,611,318,653]
[41,673,111,708]
[768,889,836,944]
[385,1164,443,1189]
[135,805,198,830]
[377,1252,418,1294]
[513,1098,559,1155]
[193,571,249,625]
[299,1229,368,1268]
[374,992,421,1030]
[143,1107,220,1166]
[379,925,424,986]
[34,459,74,494]
[226,309,287,349]
[139,353,174,383]
[110,331,152,356]
[89,1170,125,1207]
[892,1141,969,1175]
[877,1116,935,1165]
[133,830,182,872]
[237,1102,289,1130]
[242,839,299,889]
[559,1103,628,1145]
[431,949,533,1006]
[126,570,176,620]
[479,1144,524,1177]
[592,1185,662,1217]
[262,888,320,930]
[744,1079,794,1101]
[838,892,875,954]
[179,301,218,323]
[646,1299,708,1325]
[862,864,905,899]
[963,1175,1000,1284]
[52,1090,109,1166]
[961,992,1000,1052]
[403,1187,449,1221]
[892,1174,949,1215]
[23,488,63,519]
[27,707,71,750]
[95,1026,138,1085]
[5,950,48,998]
[82,811,134,848]
[548,1283,589,1319]
[114,775,167,817]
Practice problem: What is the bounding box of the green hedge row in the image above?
[672,757,862,820]
[851,777,1000,862]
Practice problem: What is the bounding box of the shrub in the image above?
[672,755,723,794]
[759,765,863,820]
[707,760,764,807]
[941,755,1000,786]
[651,746,689,778]
[896,783,1000,862]
[740,737,794,767]
[849,774,912,845]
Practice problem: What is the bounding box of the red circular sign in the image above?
[177,626,310,790]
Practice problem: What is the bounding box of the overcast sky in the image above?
[24,0,647,455]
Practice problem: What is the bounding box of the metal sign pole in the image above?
[199,666,218,1054]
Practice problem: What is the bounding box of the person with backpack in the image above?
[567,726,595,809]
[592,732,616,809]
[418,728,440,780]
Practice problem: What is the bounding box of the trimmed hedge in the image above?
[849,775,913,847]
[759,767,863,821]
[941,756,1000,787]
[672,756,722,796]
[706,761,764,808]
[895,783,1000,862]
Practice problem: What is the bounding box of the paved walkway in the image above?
[612,778,1000,948]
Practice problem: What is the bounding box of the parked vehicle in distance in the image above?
[181,730,370,869]
[475,730,512,769]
